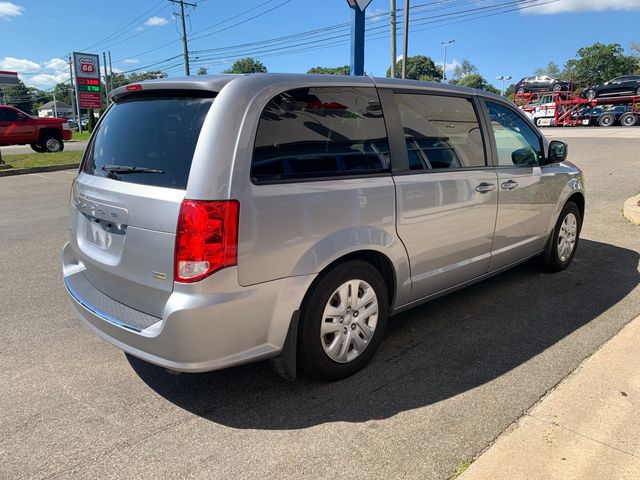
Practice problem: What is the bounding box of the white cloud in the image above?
[144,15,168,26]
[524,0,640,14]
[367,8,386,21]
[0,56,40,72]
[0,1,23,19]
[122,58,139,65]
[44,58,67,71]
[26,72,69,87]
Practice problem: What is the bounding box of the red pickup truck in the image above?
[0,105,73,153]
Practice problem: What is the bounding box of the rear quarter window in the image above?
[82,94,213,189]
[251,86,390,183]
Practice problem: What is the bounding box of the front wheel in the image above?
[42,135,64,153]
[30,143,46,153]
[552,83,562,92]
[586,89,596,101]
[543,201,582,272]
[298,261,388,380]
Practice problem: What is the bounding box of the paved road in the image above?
[1,137,639,480]
[1,140,87,155]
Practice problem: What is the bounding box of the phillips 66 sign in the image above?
[72,52,102,109]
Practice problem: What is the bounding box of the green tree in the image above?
[53,83,73,106]
[504,83,516,99]
[127,70,167,83]
[4,79,34,114]
[197,66,208,75]
[563,43,639,86]
[87,109,97,132]
[386,55,441,81]
[534,61,561,77]
[307,65,351,75]
[452,58,478,80]
[452,73,500,94]
[223,57,267,74]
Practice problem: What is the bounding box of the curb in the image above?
[623,194,640,225]
[0,163,79,177]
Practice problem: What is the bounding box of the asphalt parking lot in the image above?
[1,130,639,479]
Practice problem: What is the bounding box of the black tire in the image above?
[298,261,389,380]
[30,143,46,153]
[552,83,562,92]
[41,134,64,153]
[636,87,640,96]
[619,113,638,127]
[586,89,596,101]
[543,201,582,272]
[598,113,615,127]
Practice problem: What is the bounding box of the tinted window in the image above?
[0,108,19,121]
[252,87,389,182]
[395,94,486,170]
[487,102,542,167]
[82,95,213,189]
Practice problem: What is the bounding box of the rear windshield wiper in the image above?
[102,164,165,174]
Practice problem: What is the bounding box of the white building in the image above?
[37,100,73,118]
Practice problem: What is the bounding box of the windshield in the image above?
[82,94,214,189]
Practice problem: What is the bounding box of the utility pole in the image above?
[103,51,110,104]
[402,0,409,79]
[441,39,455,83]
[53,91,58,117]
[108,51,114,93]
[169,0,197,76]
[390,0,396,78]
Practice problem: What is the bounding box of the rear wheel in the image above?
[598,113,615,127]
[42,134,64,153]
[586,89,596,101]
[30,143,46,153]
[620,113,638,127]
[298,261,388,380]
[516,87,525,95]
[636,87,640,96]
[543,201,581,272]
[552,83,562,92]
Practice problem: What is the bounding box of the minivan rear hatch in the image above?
[71,90,215,318]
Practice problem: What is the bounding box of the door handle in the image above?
[475,182,496,194]
[501,180,519,190]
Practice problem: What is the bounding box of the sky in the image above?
[1,0,639,91]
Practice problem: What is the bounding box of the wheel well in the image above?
[39,128,62,142]
[567,192,585,221]
[306,250,397,309]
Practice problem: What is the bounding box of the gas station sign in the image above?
[72,52,102,109]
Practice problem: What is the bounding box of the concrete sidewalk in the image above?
[460,315,640,480]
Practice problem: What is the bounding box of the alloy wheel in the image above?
[557,212,578,263]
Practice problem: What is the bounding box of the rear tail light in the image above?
[174,200,239,283]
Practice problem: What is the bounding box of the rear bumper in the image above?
[62,242,315,372]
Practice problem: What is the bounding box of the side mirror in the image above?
[512,147,538,166]
[548,140,568,163]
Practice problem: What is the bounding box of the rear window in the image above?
[82,94,213,189]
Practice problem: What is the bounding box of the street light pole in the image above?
[496,75,512,96]
[390,0,396,78]
[441,39,455,83]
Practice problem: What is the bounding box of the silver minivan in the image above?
[62,74,584,380]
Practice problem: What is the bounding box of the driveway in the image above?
[1,135,638,479]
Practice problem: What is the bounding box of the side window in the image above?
[486,102,542,167]
[0,108,19,122]
[251,87,390,182]
[394,93,486,170]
